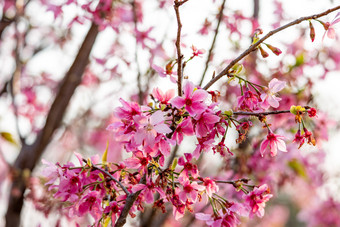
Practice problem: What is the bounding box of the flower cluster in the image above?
[40,79,319,226]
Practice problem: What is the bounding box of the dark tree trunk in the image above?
[5,23,99,227]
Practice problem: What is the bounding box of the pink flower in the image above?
[237,89,260,111]
[178,153,199,179]
[172,118,194,144]
[114,98,141,121]
[260,132,287,157]
[77,191,103,219]
[194,111,220,138]
[196,209,240,227]
[55,168,83,202]
[41,159,61,186]
[199,19,212,35]
[134,111,171,146]
[170,192,186,220]
[178,176,205,203]
[191,45,206,58]
[308,107,318,118]
[152,63,177,83]
[135,27,156,49]
[171,81,208,116]
[104,201,121,224]
[202,177,219,197]
[244,184,273,218]
[293,129,305,148]
[124,150,150,173]
[260,78,286,109]
[152,88,175,104]
[323,12,340,40]
[131,177,165,203]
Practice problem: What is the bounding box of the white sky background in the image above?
[1,0,340,226]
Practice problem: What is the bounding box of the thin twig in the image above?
[199,0,227,86]
[82,158,130,195]
[233,110,291,116]
[174,0,187,96]
[115,175,146,227]
[203,5,340,90]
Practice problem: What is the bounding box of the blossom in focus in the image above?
[131,177,165,203]
[237,89,260,111]
[244,184,273,218]
[260,132,287,157]
[77,191,103,219]
[172,118,194,144]
[178,176,205,203]
[260,78,286,109]
[171,81,208,116]
[178,153,199,179]
[202,177,219,197]
[134,111,171,146]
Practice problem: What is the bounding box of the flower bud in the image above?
[258,46,269,58]
[290,105,297,115]
[309,20,315,42]
[265,43,282,56]
[171,158,178,170]
[308,107,317,118]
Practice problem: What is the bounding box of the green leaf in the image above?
[102,140,109,164]
[288,159,308,179]
[0,132,18,146]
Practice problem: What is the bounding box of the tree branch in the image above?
[174,0,187,96]
[84,159,130,196]
[199,0,226,86]
[115,175,146,227]
[5,23,99,227]
[232,110,291,116]
[203,5,340,90]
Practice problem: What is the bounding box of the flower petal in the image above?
[192,89,208,102]
[171,96,185,109]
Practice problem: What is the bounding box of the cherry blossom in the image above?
[134,111,171,146]
[260,132,287,157]
[244,184,273,218]
[171,81,208,116]
[260,78,286,109]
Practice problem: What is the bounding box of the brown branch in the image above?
[5,23,99,227]
[115,175,146,227]
[174,0,187,96]
[199,0,226,86]
[232,110,291,116]
[85,159,130,195]
[253,0,260,19]
[203,5,340,90]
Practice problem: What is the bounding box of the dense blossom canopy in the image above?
[1,0,340,227]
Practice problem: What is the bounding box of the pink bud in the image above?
[258,46,269,58]
[309,21,315,42]
[265,44,282,56]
